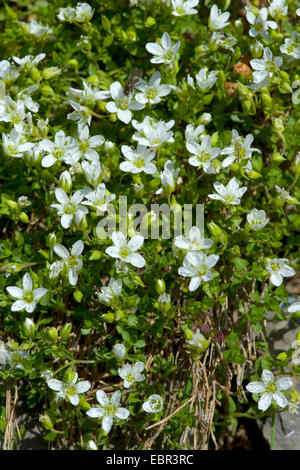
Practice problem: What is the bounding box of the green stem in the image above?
[270,413,276,450]
[53,360,97,377]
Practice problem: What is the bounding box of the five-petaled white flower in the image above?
[209,4,230,30]
[6,273,48,313]
[268,0,288,20]
[174,226,213,252]
[246,369,293,411]
[178,251,219,291]
[146,32,181,65]
[208,177,247,205]
[70,125,104,162]
[118,362,146,388]
[250,47,283,88]
[2,128,34,158]
[82,183,116,215]
[106,81,144,124]
[50,240,84,286]
[97,277,122,305]
[195,68,217,91]
[47,372,91,406]
[157,159,179,195]
[247,209,268,231]
[171,0,199,16]
[187,135,220,174]
[40,130,75,168]
[246,7,277,41]
[105,232,146,268]
[266,258,295,287]
[135,71,172,105]
[280,31,300,60]
[132,116,175,148]
[120,144,157,174]
[220,129,261,168]
[51,188,89,229]
[142,394,163,413]
[86,390,130,433]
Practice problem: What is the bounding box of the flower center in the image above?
[134,156,145,168]
[265,382,277,394]
[104,403,117,417]
[64,202,76,215]
[117,97,129,110]
[146,87,158,100]
[23,291,34,303]
[119,247,130,259]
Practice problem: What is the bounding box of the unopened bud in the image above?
[24,318,36,337]
[47,327,58,343]
[155,279,166,294]
[59,170,72,193]
[112,343,126,360]
[61,322,72,340]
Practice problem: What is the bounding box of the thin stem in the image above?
[270,413,276,450]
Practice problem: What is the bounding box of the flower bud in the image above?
[47,327,58,343]
[61,322,72,340]
[58,170,72,193]
[39,413,54,431]
[155,279,166,294]
[42,67,61,79]
[46,232,57,249]
[66,367,76,384]
[19,212,29,223]
[86,440,98,450]
[158,293,171,314]
[250,41,263,59]
[208,222,228,244]
[76,212,88,230]
[31,66,40,81]
[24,318,36,337]
[112,343,126,360]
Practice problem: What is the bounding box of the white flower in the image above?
[178,251,219,291]
[82,183,116,215]
[67,100,92,128]
[185,124,205,144]
[187,135,220,174]
[268,0,288,20]
[0,96,26,131]
[6,273,48,313]
[195,68,217,91]
[17,85,40,113]
[174,226,213,252]
[280,31,300,60]
[246,7,277,41]
[142,394,163,413]
[135,71,172,105]
[86,440,98,450]
[247,209,268,230]
[47,372,91,406]
[51,188,88,229]
[158,159,179,195]
[2,128,34,158]
[75,2,94,22]
[112,343,126,360]
[146,32,181,65]
[266,258,296,287]
[209,32,237,52]
[288,302,300,313]
[70,125,104,162]
[86,390,130,433]
[13,53,46,69]
[120,144,157,174]
[6,349,29,370]
[246,369,293,411]
[106,81,144,124]
[106,232,145,268]
[220,129,261,168]
[0,60,20,82]
[132,116,175,148]
[40,130,75,168]
[81,159,101,186]
[50,240,84,286]
[28,20,53,37]
[67,80,110,104]
[118,362,145,388]
[209,5,230,30]
[171,0,199,16]
[208,177,247,205]
[186,328,210,352]
[57,6,77,22]
[250,47,283,88]
[97,277,122,305]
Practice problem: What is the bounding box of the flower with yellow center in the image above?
[6,272,48,313]
[246,369,293,411]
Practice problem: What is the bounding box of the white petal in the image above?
[127,235,144,252]
[96,390,109,407]
[273,391,288,408]
[47,379,64,391]
[87,407,104,418]
[261,370,274,384]
[189,276,201,291]
[69,394,79,406]
[6,286,23,299]
[11,300,27,311]
[76,380,91,393]
[55,188,69,204]
[23,273,32,291]
[71,240,84,256]
[276,377,293,390]
[115,407,130,420]
[246,381,266,394]
[258,392,272,411]
[33,288,48,301]
[54,244,69,259]
[102,416,113,433]
[127,253,145,268]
